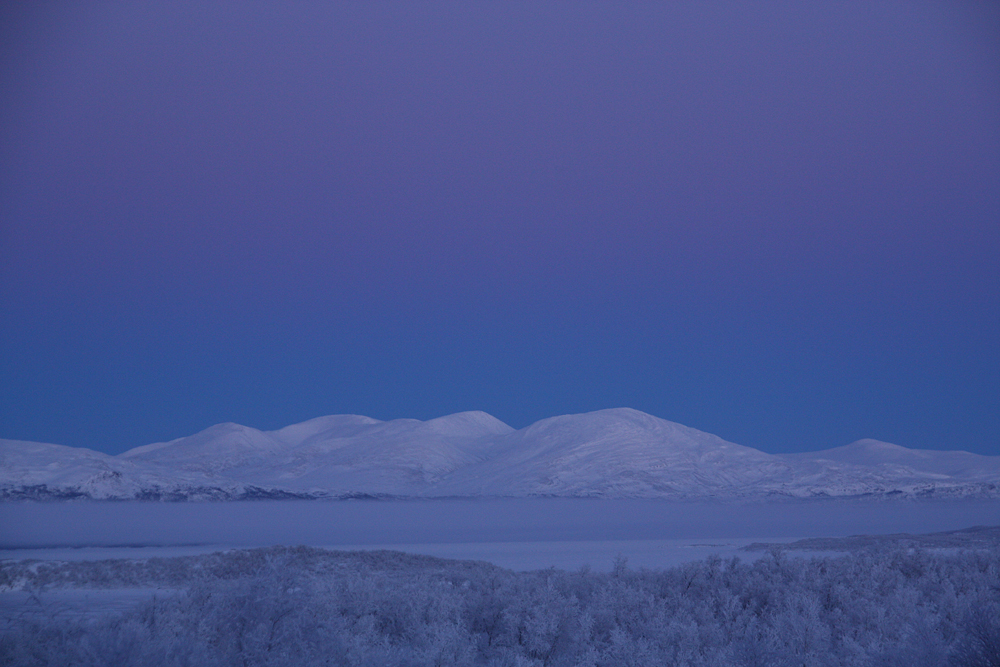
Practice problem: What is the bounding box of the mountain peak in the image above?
[423,411,514,437]
[270,414,383,446]
[844,439,909,452]
[4,410,999,501]
[120,422,287,469]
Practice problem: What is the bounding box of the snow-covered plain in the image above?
[3,408,999,501]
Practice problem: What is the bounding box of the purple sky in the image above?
[2,1,998,456]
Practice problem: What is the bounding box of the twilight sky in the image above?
[1,1,998,456]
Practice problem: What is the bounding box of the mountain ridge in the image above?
[2,409,997,501]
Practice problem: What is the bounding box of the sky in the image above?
[1,1,998,456]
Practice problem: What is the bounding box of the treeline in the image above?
[2,545,999,666]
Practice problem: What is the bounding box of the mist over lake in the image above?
[2,498,996,570]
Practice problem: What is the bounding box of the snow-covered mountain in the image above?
[117,411,512,496]
[2,409,997,500]
[432,409,793,498]
[772,439,1000,498]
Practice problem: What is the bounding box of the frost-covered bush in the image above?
[2,545,999,666]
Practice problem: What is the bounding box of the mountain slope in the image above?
[771,439,1000,497]
[782,439,1000,477]
[116,411,515,496]
[245,411,514,494]
[2,410,997,500]
[433,408,793,498]
[0,439,220,500]
[120,422,289,473]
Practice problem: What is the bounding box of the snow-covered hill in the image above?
[118,411,512,496]
[432,409,793,498]
[2,410,997,500]
[770,439,1000,499]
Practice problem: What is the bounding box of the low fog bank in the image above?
[2,497,996,551]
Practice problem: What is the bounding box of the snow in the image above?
[432,408,794,497]
[5,542,998,666]
[0,588,180,630]
[782,438,1000,477]
[2,497,997,664]
[2,409,998,500]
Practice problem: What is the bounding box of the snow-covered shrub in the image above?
[950,600,1000,667]
[2,545,999,666]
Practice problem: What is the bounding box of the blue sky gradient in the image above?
[2,1,998,455]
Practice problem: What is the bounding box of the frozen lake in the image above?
[2,497,997,570]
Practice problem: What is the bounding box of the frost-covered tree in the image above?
[2,545,999,666]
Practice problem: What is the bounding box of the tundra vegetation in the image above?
[2,545,999,667]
